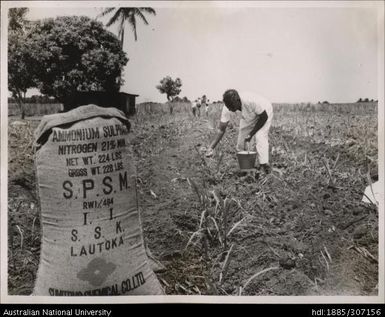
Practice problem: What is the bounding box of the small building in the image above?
[63,91,139,117]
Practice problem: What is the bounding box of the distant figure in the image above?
[205,99,210,117]
[167,100,173,115]
[201,95,208,117]
[191,99,198,117]
[206,89,273,174]
[196,97,201,117]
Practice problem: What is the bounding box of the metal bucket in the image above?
[237,151,257,170]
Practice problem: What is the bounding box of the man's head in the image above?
[223,89,241,112]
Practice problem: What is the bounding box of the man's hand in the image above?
[198,146,213,157]
[244,134,252,143]
[205,148,214,157]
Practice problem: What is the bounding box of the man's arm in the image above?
[210,121,228,149]
[244,110,268,143]
[206,121,228,156]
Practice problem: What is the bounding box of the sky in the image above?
[7,1,383,103]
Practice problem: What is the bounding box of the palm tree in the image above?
[98,7,156,46]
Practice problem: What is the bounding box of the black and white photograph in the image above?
[0,0,384,304]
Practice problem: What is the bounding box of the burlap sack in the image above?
[33,105,163,296]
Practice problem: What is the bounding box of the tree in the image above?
[8,7,34,119]
[21,16,128,103]
[8,32,34,119]
[156,76,182,101]
[8,8,29,32]
[98,7,156,45]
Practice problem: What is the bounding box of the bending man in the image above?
[206,89,273,174]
